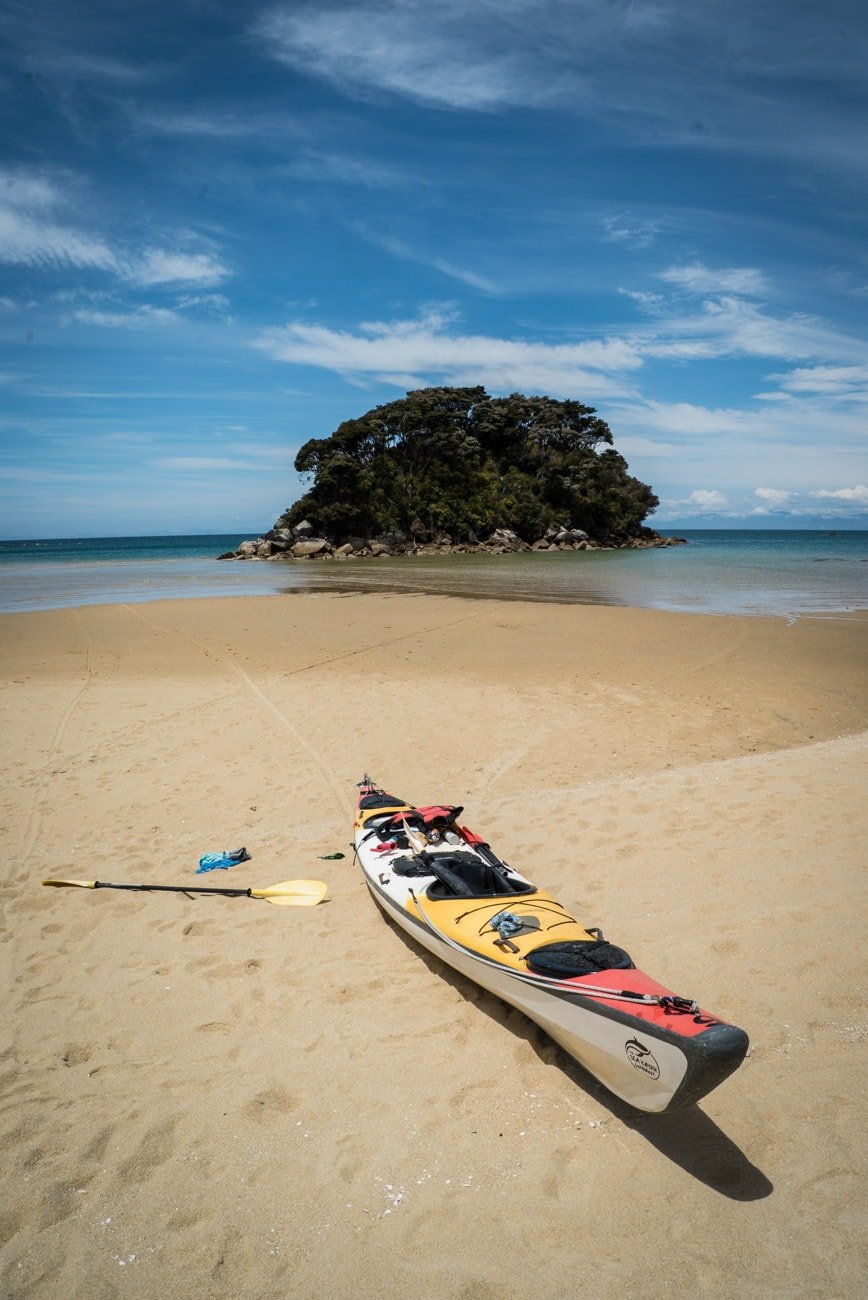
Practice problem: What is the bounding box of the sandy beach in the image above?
[1,592,866,1298]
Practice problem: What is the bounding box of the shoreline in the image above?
[2,591,866,1297]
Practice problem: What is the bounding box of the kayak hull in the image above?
[355,784,748,1113]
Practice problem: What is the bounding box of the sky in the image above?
[1,0,867,538]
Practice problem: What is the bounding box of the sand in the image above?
[1,593,866,1298]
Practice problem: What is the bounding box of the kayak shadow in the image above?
[383,916,773,1202]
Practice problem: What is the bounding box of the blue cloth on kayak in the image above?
[490,910,524,939]
[196,847,251,874]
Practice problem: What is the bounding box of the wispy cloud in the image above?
[0,168,117,271]
[126,248,230,288]
[810,484,868,503]
[659,264,768,296]
[256,4,558,111]
[256,2,868,178]
[72,305,180,328]
[255,309,643,398]
[351,224,498,293]
[287,150,416,191]
[602,214,661,249]
[0,167,232,292]
[767,364,868,399]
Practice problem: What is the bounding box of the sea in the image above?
[0,530,865,619]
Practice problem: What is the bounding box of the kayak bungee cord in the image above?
[410,889,701,1012]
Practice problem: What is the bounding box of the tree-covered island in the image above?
[221,387,684,561]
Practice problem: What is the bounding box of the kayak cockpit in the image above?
[394,850,535,899]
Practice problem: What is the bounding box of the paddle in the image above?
[41,878,328,907]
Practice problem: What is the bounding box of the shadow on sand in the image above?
[382,913,773,1202]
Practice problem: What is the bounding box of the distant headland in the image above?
[219,386,685,562]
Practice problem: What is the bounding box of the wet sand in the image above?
[1,594,866,1297]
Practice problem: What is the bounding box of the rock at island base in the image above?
[219,525,685,561]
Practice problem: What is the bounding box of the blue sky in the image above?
[1,0,866,538]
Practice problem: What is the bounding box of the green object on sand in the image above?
[318,852,345,860]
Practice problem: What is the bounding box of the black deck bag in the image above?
[526,940,634,978]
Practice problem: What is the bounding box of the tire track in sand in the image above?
[17,609,94,872]
[119,602,483,818]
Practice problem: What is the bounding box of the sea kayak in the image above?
[354,777,748,1113]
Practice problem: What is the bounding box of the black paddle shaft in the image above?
[94,881,252,898]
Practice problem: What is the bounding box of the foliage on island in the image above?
[276,386,659,543]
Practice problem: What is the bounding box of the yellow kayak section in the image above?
[406,890,598,972]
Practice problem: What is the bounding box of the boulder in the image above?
[292,520,314,538]
[486,528,522,550]
[569,529,589,542]
[237,540,258,557]
[346,537,366,552]
[256,541,275,558]
[291,538,330,557]
[335,543,354,557]
[531,539,550,551]
[217,551,236,560]
[369,542,392,557]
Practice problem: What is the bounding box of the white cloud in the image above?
[0,206,118,271]
[255,310,643,397]
[618,288,666,312]
[659,264,768,296]
[602,214,660,249]
[755,487,793,506]
[0,167,231,292]
[72,305,180,328]
[351,225,498,292]
[256,5,555,110]
[127,249,230,288]
[252,0,868,189]
[0,167,66,212]
[768,364,868,398]
[688,489,729,509]
[810,485,868,502]
[635,293,866,366]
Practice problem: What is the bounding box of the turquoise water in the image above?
[0,531,865,618]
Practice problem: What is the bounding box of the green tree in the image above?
[278,387,658,541]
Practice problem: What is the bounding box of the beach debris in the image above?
[318,851,345,860]
[196,847,251,874]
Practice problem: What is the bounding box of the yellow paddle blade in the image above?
[250,879,328,906]
[42,878,97,889]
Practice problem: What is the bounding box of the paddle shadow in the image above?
[381,912,772,1202]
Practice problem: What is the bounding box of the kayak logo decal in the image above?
[625,1038,660,1079]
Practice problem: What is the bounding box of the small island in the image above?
[219,386,685,561]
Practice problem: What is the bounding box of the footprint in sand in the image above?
[244,1087,297,1120]
[116,1116,179,1184]
[61,1044,92,1067]
[182,919,223,938]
